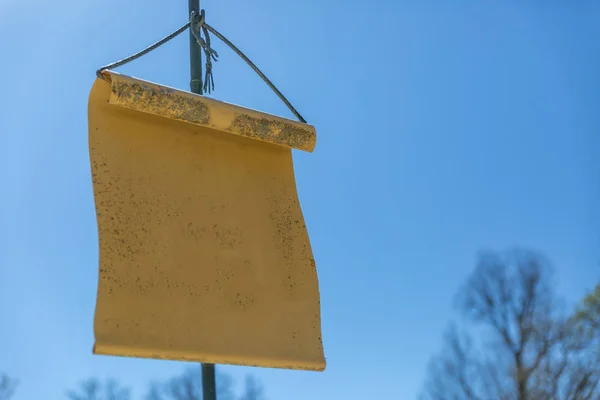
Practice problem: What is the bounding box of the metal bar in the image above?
[202,363,217,400]
[189,0,203,94]
[189,5,216,398]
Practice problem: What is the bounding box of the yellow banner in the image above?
[88,71,325,371]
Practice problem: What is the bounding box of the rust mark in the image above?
[111,80,210,125]
[229,113,315,151]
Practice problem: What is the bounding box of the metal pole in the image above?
[189,6,216,399]
[202,362,217,400]
[189,0,203,94]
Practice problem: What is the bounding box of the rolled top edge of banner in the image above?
[96,71,317,153]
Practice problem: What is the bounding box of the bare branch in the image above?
[422,324,487,400]
[66,378,131,400]
[0,375,17,400]
[144,382,164,400]
[239,375,265,400]
[144,367,238,400]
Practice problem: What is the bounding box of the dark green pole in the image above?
[189,5,216,399]
[202,362,217,400]
[189,0,203,94]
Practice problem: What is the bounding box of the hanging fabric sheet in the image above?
[88,71,325,371]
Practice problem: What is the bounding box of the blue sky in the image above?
[1,1,599,399]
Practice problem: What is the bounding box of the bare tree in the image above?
[67,378,131,400]
[0,374,17,400]
[420,248,600,400]
[67,368,267,400]
[145,382,163,400]
[238,375,265,400]
[144,367,235,400]
[144,368,268,400]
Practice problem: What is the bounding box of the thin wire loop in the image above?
[96,11,307,123]
[96,22,190,79]
[200,20,306,123]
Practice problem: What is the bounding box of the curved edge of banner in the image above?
[93,342,326,372]
[97,71,317,153]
